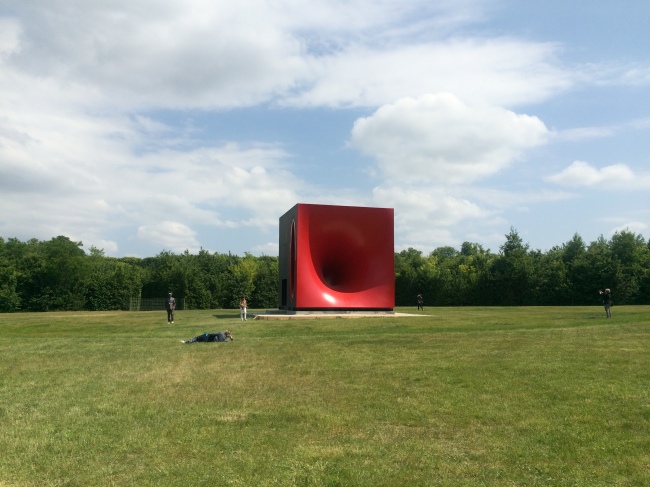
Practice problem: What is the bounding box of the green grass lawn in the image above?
[1,306,649,486]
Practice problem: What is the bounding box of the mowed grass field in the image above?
[1,306,649,486]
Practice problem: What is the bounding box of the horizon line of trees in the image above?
[396,228,650,307]
[0,236,277,312]
[1,228,649,313]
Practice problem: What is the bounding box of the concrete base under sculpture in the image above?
[252,310,422,320]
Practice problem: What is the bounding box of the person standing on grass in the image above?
[417,293,424,311]
[165,292,176,323]
[182,330,234,343]
[239,296,248,321]
[599,288,612,318]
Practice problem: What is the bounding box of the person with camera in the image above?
[598,288,612,318]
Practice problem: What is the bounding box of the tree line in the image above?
[0,236,277,312]
[1,228,649,312]
[396,228,650,307]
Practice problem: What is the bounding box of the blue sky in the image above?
[1,0,649,257]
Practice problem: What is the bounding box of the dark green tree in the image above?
[17,236,87,311]
[609,230,649,304]
[85,247,145,310]
[534,246,569,305]
[492,228,535,305]
[250,255,279,308]
[0,237,21,311]
[395,248,429,306]
[562,233,588,304]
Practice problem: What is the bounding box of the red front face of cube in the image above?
[279,204,394,310]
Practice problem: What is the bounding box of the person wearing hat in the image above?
[598,288,612,318]
[182,331,234,344]
[165,292,176,323]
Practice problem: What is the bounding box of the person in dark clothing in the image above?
[599,289,612,318]
[165,292,176,323]
[416,293,424,311]
[182,330,234,344]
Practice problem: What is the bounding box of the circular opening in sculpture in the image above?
[310,225,371,293]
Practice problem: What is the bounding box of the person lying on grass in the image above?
[182,330,234,343]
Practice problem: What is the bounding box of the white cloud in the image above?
[620,66,650,85]
[467,187,576,210]
[351,93,549,184]
[4,0,574,110]
[0,17,21,55]
[545,161,650,189]
[91,239,120,255]
[137,221,200,253]
[251,241,280,256]
[2,0,648,256]
[0,86,305,254]
[373,184,493,249]
[611,221,649,236]
[374,184,489,225]
[553,126,617,141]
[286,39,571,108]
[552,117,650,142]
[9,0,310,109]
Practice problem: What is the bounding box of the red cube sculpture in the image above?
[278,204,394,311]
